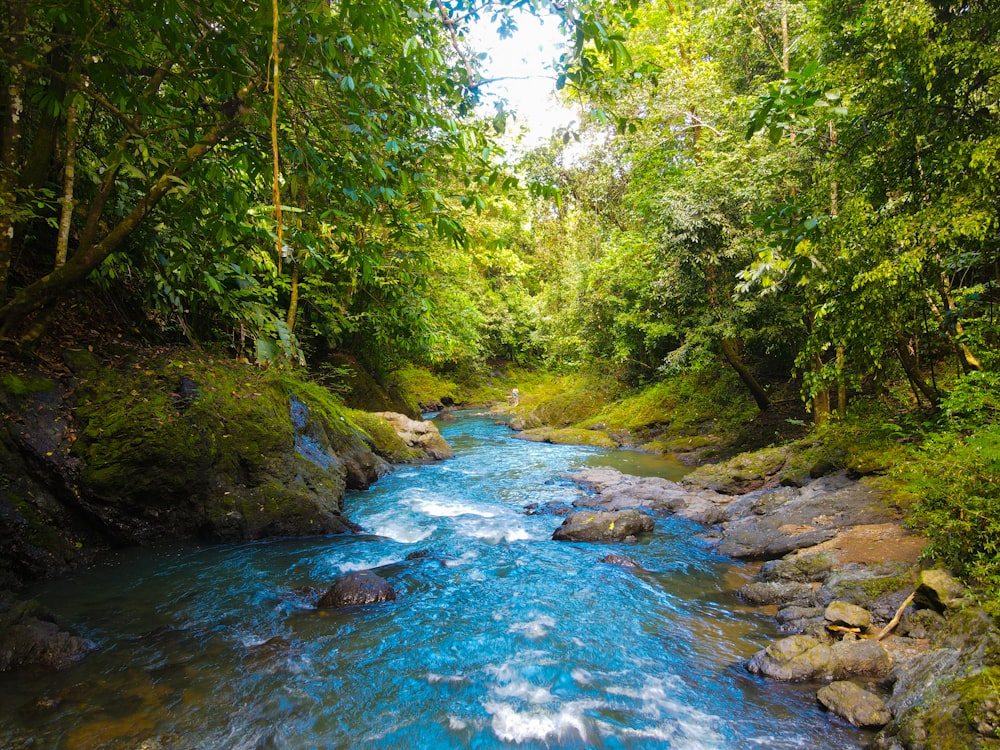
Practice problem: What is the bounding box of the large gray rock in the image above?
[716,474,895,561]
[567,468,733,520]
[552,510,654,542]
[317,571,396,608]
[831,639,893,679]
[817,681,891,728]
[746,635,835,681]
[759,553,837,583]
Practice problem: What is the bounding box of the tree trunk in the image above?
[720,337,770,410]
[895,333,941,406]
[0,114,245,338]
[55,97,78,267]
[836,345,847,417]
[811,353,831,425]
[270,0,284,275]
[0,0,28,303]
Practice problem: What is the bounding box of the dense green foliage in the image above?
[3,1,999,602]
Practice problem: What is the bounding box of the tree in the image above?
[0,0,631,359]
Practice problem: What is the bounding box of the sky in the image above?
[467,12,578,149]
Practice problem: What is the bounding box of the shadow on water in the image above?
[0,412,870,749]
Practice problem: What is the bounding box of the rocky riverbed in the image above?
[551,466,1000,749]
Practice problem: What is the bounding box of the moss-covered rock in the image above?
[0,349,457,587]
[683,446,789,494]
[514,427,620,449]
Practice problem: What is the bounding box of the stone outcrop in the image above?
[0,596,94,670]
[746,634,893,682]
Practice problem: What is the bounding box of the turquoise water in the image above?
[0,413,866,749]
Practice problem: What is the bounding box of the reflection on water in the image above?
[0,413,867,749]
[577,448,693,481]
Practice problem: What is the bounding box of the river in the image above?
[0,412,867,749]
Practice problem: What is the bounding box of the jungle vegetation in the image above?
[1,1,998,603]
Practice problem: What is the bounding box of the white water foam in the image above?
[459,519,536,543]
[485,700,596,745]
[508,614,557,640]
[491,679,555,704]
[409,496,497,519]
[337,555,402,573]
[362,511,435,544]
[427,672,468,685]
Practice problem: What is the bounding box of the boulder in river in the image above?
[317,571,396,608]
[817,681,891,728]
[374,412,454,460]
[552,509,654,542]
[746,634,892,681]
[0,598,95,670]
[600,553,642,568]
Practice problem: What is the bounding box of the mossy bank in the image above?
[0,348,448,591]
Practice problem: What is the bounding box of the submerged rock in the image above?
[817,681,891,728]
[318,571,396,608]
[600,553,642,568]
[0,598,95,670]
[552,509,654,542]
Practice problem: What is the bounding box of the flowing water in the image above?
[0,413,867,749]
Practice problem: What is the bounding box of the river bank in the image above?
[0,347,452,670]
[551,461,1000,749]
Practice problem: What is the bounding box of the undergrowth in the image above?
[894,371,1000,615]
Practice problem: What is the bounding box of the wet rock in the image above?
[552,509,654,543]
[777,605,824,625]
[0,598,95,670]
[759,553,836,583]
[317,571,396,608]
[746,635,835,681]
[375,412,454,460]
[523,502,574,517]
[739,581,815,606]
[817,681,891,728]
[567,468,733,519]
[746,634,891,682]
[825,600,872,631]
[914,568,966,613]
[600,553,641,568]
[831,639,893,678]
